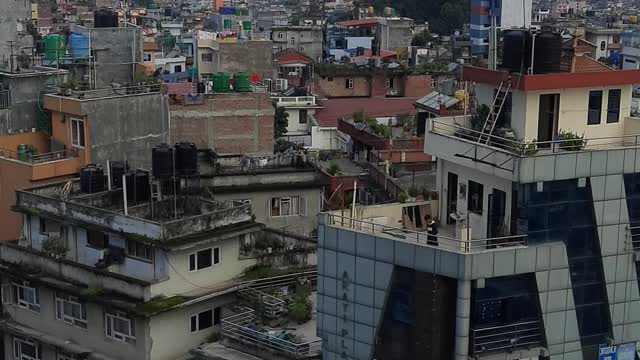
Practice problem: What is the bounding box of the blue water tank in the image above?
[69,33,89,59]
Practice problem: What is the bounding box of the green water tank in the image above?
[17,144,28,161]
[234,72,250,93]
[223,19,233,30]
[44,35,66,62]
[213,72,230,92]
[242,20,252,30]
[291,16,300,26]
[148,3,157,9]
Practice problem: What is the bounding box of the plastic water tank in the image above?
[44,35,66,62]
[110,161,127,188]
[69,33,90,59]
[234,72,251,92]
[152,144,175,178]
[533,30,562,74]
[94,10,118,28]
[80,164,105,193]
[175,142,198,176]
[223,19,233,30]
[368,6,375,15]
[213,72,230,92]
[134,170,150,202]
[242,20,252,31]
[502,30,532,72]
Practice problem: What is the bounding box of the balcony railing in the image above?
[325,214,527,254]
[221,309,322,359]
[470,320,545,356]
[273,96,316,106]
[0,147,73,165]
[430,117,640,157]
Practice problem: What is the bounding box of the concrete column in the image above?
[455,279,472,360]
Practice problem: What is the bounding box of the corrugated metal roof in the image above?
[415,91,460,111]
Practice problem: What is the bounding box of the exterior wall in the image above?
[150,235,254,297]
[284,108,315,134]
[154,58,186,73]
[375,18,413,52]
[198,40,276,81]
[0,0,31,57]
[272,27,323,61]
[315,76,370,98]
[586,31,620,60]
[169,93,274,156]
[310,126,339,150]
[149,294,235,360]
[1,280,148,359]
[212,187,321,236]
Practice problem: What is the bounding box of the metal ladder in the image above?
[479,80,511,144]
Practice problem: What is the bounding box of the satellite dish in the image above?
[454,30,460,36]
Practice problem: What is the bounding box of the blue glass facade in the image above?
[516,179,612,355]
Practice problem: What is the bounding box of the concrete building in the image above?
[0,175,265,360]
[273,95,322,146]
[271,26,324,62]
[154,54,187,74]
[0,66,67,135]
[169,92,274,156]
[196,37,276,82]
[470,0,532,57]
[0,0,32,60]
[586,26,623,61]
[375,17,414,52]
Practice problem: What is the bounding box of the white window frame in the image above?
[188,247,220,272]
[143,53,152,62]
[346,78,354,89]
[12,280,39,312]
[70,117,85,148]
[55,293,87,328]
[271,196,305,217]
[105,310,136,343]
[13,336,41,360]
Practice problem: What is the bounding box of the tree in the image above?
[411,30,432,47]
[430,2,465,35]
[273,104,289,138]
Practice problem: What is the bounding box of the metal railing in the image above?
[221,308,322,359]
[239,270,317,291]
[0,148,71,165]
[430,118,640,157]
[325,214,527,254]
[273,96,316,106]
[55,85,161,100]
[0,89,10,110]
[626,224,640,251]
[470,320,544,356]
[237,287,286,318]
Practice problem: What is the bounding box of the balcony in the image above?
[324,213,527,255]
[273,96,317,108]
[470,320,545,356]
[426,115,640,183]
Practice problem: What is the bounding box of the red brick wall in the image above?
[371,73,387,98]
[404,74,432,98]
[315,75,370,98]
[170,93,274,155]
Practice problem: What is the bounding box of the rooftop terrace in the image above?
[15,179,252,242]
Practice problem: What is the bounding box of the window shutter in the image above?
[2,283,12,304]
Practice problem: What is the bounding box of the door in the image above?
[446,172,458,225]
[537,94,560,146]
[487,189,506,238]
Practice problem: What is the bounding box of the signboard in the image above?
[599,342,637,360]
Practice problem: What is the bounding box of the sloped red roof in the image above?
[336,18,379,27]
[315,97,418,127]
[363,49,397,59]
[574,56,613,73]
[275,49,313,65]
[143,41,160,52]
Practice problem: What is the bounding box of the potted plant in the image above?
[557,130,586,151]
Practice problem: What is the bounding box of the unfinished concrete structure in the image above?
[0,0,32,61]
[271,25,324,62]
[375,17,414,52]
[196,38,276,81]
[169,92,274,156]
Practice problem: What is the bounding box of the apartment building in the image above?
[271,26,323,62]
[317,38,640,360]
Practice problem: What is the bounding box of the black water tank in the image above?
[152,144,174,178]
[135,170,150,202]
[164,7,172,17]
[533,31,562,74]
[175,141,198,176]
[110,161,127,188]
[125,171,135,202]
[80,164,105,193]
[502,30,532,72]
[94,10,118,28]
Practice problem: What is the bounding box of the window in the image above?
[607,89,621,123]
[126,239,152,261]
[277,33,283,39]
[12,280,39,312]
[299,109,308,124]
[143,53,151,62]
[290,36,295,45]
[587,90,603,125]
[201,53,213,62]
[190,307,220,332]
[300,46,305,52]
[71,118,85,148]
[600,41,606,51]
[386,77,394,88]
[13,337,41,360]
[468,181,484,213]
[271,196,305,217]
[105,310,136,343]
[189,247,220,271]
[87,230,108,249]
[174,65,182,73]
[345,78,354,89]
[39,218,46,234]
[55,293,87,328]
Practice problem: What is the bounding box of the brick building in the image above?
[315,68,431,99]
[169,92,275,156]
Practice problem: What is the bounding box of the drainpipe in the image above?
[455,279,472,360]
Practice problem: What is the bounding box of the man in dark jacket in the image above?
[425,215,438,246]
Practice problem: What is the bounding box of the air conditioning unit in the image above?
[275,78,288,91]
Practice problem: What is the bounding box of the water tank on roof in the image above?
[367,6,375,15]
[223,18,233,30]
[80,164,105,193]
[44,35,66,62]
[134,170,150,202]
[242,20,252,30]
[152,144,175,178]
[533,30,562,74]
[69,33,89,59]
[94,10,118,28]
[291,16,300,26]
[502,30,532,72]
[175,142,198,176]
[110,161,127,188]
[148,3,157,9]
[384,7,392,16]
[213,72,230,92]
[234,72,251,92]
[164,7,172,16]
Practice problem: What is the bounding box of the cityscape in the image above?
[0,0,639,359]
